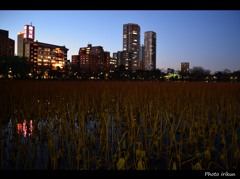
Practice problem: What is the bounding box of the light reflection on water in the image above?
[17,119,33,137]
[1,111,239,170]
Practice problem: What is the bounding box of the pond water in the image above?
[1,112,239,170]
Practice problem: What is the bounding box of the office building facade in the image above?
[25,41,68,77]
[0,29,15,56]
[17,32,24,57]
[78,44,104,73]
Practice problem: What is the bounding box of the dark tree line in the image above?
[0,57,239,82]
[176,66,240,82]
[0,56,30,79]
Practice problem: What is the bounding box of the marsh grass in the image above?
[0,81,239,170]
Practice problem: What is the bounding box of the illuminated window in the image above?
[132,30,138,35]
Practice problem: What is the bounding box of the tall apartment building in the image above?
[144,31,156,70]
[113,51,132,71]
[0,29,15,56]
[123,23,140,72]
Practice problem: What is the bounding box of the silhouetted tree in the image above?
[190,66,210,81]
[136,70,145,80]
[222,68,231,81]
[112,64,126,80]
[0,56,30,79]
[151,69,161,80]
[231,70,240,82]
[178,70,190,81]
[214,71,224,81]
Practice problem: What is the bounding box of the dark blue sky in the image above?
[1,10,240,73]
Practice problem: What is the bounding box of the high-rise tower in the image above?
[23,24,35,42]
[18,24,35,57]
[17,32,24,57]
[123,23,140,72]
[144,31,156,70]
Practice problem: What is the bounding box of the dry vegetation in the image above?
[0,81,240,170]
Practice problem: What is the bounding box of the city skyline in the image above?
[0,10,240,72]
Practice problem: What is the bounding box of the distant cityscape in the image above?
[0,23,239,81]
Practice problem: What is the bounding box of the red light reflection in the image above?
[17,119,33,137]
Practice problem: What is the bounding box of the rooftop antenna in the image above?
[30,22,32,26]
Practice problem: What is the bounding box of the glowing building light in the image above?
[23,119,27,138]
[17,123,23,133]
[29,120,33,136]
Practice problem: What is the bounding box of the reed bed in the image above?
[0,81,240,170]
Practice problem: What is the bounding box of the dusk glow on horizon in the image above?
[1,10,240,73]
